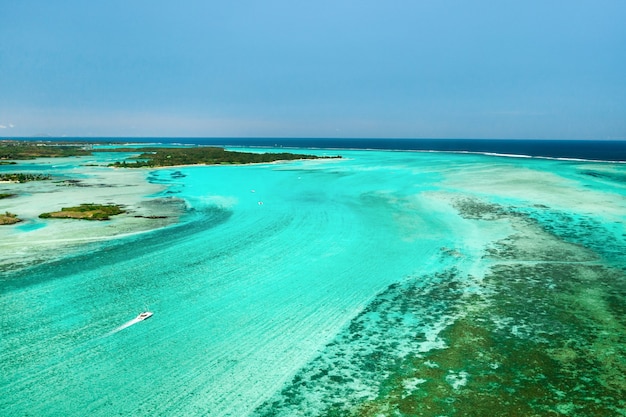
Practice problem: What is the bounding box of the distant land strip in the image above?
[0,140,341,167]
[105,146,341,167]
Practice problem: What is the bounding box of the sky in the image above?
[1,1,625,139]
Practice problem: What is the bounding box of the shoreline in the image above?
[113,156,344,171]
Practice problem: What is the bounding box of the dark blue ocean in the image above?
[14,137,626,162]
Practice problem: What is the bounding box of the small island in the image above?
[106,146,340,168]
[0,173,52,183]
[0,211,21,225]
[39,204,125,221]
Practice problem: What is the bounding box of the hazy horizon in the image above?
[3,136,626,142]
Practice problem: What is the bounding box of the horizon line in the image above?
[2,136,626,142]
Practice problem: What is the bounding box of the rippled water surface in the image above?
[1,148,625,416]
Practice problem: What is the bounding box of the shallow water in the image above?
[1,148,625,416]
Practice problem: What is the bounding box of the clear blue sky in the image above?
[1,1,625,139]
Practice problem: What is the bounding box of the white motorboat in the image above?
[136,311,153,321]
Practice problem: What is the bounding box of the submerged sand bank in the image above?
[0,162,185,272]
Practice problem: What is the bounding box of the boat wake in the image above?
[105,312,153,336]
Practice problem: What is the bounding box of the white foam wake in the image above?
[105,318,143,336]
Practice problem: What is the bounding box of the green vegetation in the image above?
[0,173,52,183]
[0,140,91,160]
[0,211,21,225]
[39,203,125,221]
[0,193,16,199]
[1,141,341,168]
[107,146,340,167]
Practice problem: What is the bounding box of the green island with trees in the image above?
[0,211,21,225]
[0,140,92,160]
[39,204,125,221]
[1,140,341,167]
[106,146,340,167]
[0,173,52,183]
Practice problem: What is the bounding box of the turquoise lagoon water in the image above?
[1,147,625,416]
